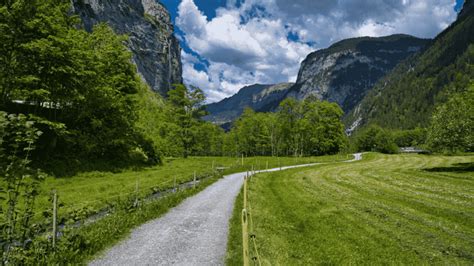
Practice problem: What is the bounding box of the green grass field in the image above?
[36,155,349,223]
[226,153,474,265]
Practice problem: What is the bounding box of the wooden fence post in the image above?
[243,176,247,210]
[242,209,249,266]
[174,176,177,192]
[242,176,249,266]
[52,190,57,248]
[134,178,139,207]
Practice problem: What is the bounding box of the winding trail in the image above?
[90,154,362,266]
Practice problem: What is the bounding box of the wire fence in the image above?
[57,166,228,211]
[45,166,227,246]
[242,170,263,266]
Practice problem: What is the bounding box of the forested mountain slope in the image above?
[346,0,474,131]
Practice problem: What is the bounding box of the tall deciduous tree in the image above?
[428,85,474,153]
[166,84,207,158]
[354,125,398,154]
[0,0,158,169]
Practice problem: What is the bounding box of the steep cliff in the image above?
[204,83,293,124]
[287,34,429,114]
[72,0,182,96]
[205,35,429,126]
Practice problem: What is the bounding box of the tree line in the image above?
[154,88,348,158]
[225,98,347,156]
[351,83,473,154]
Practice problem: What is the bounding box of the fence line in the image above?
[242,170,263,266]
[60,168,222,210]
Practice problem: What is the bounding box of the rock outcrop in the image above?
[72,0,182,96]
[287,34,429,114]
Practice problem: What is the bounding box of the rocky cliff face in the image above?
[204,83,293,124]
[72,0,182,96]
[287,34,429,113]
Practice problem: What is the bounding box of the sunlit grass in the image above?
[36,155,349,223]
[226,153,474,265]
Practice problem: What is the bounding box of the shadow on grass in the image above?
[423,162,474,173]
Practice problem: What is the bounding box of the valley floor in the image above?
[226,153,474,265]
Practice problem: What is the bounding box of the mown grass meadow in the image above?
[227,153,474,265]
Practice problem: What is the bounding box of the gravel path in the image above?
[89,154,362,266]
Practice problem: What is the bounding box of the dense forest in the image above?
[226,98,347,157]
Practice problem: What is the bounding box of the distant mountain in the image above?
[346,0,474,132]
[205,34,428,125]
[204,83,293,124]
[286,34,429,114]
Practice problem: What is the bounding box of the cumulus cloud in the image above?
[177,0,458,103]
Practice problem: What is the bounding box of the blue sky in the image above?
[161,0,464,103]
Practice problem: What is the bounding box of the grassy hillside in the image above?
[227,153,474,265]
[347,1,474,129]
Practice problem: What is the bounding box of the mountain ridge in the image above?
[204,83,294,124]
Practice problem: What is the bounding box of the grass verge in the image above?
[12,154,348,264]
[16,174,220,264]
[36,155,350,223]
[226,153,474,265]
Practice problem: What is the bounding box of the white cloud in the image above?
[177,0,458,103]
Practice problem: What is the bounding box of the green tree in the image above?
[277,98,301,156]
[191,122,225,156]
[354,125,398,154]
[300,99,347,155]
[0,0,76,108]
[166,84,207,158]
[0,0,157,170]
[393,128,427,147]
[427,86,474,153]
[229,98,347,157]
